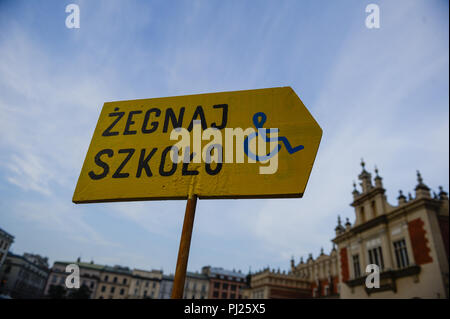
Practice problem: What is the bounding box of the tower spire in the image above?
[439,186,448,200]
[335,215,345,235]
[358,158,373,193]
[398,190,407,204]
[374,165,383,188]
[415,170,431,199]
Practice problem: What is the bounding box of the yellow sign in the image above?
[73,87,322,203]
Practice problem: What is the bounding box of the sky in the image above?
[0,0,448,275]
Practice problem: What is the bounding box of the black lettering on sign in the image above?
[102,108,125,136]
[211,104,228,129]
[159,146,177,176]
[142,108,161,133]
[124,110,143,135]
[206,161,222,175]
[136,148,157,178]
[205,147,223,176]
[163,107,185,133]
[188,106,207,131]
[112,148,135,178]
[89,149,113,180]
[182,152,199,176]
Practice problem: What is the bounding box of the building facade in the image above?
[44,259,102,299]
[0,252,49,298]
[202,266,248,299]
[242,268,311,299]
[159,275,174,299]
[95,265,132,299]
[183,271,209,299]
[291,247,340,298]
[128,269,162,299]
[332,162,448,298]
[0,227,14,271]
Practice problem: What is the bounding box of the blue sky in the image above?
[0,0,448,275]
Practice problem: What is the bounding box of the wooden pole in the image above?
[171,194,198,299]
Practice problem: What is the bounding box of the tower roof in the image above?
[415,170,430,191]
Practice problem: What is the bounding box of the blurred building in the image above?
[331,162,449,298]
[290,247,339,298]
[242,268,311,299]
[286,161,450,299]
[46,259,165,299]
[44,258,102,299]
[202,266,248,299]
[128,269,162,299]
[23,253,49,269]
[0,252,49,298]
[95,265,132,299]
[0,227,14,270]
[183,271,209,299]
[159,274,174,299]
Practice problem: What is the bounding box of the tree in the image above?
[67,285,91,299]
[47,285,67,299]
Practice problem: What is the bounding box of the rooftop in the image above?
[209,267,247,279]
[0,227,14,241]
[6,252,49,272]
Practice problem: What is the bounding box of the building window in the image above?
[52,275,57,283]
[104,275,109,282]
[120,288,124,295]
[221,292,227,298]
[352,254,361,278]
[113,277,117,283]
[230,293,236,299]
[214,282,220,289]
[144,290,147,297]
[360,207,366,223]
[368,246,384,270]
[101,286,106,292]
[222,283,228,290]
[393,239,410,269]
[231,284,236,291]
[371,201,377,217]
[123,278,127,285]
[213,291,219,298]
[110,287,115,293]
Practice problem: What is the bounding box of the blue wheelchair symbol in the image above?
[244,112,304,162]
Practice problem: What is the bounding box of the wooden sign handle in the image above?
[171,194,198,299]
